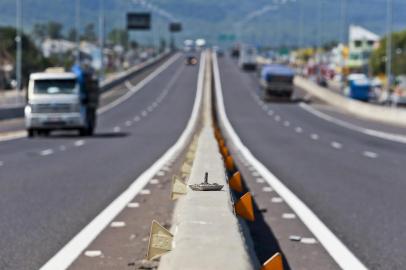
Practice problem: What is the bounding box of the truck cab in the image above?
[25,67,98,137]
[238,45,257,70]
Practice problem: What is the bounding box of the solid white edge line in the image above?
[40,52,206,270]
[0,54,181,143]
[212,53,367,270]
[299,102,406,144]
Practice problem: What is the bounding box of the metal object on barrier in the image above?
[146,220,173,260]
[189,172,224,191]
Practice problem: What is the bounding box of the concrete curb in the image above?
[158,53,260,270]
[295,76,406,127]
[0,51,171,121]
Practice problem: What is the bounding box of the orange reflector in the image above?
[229,171,243,193]
[221,146,229,157]
[218,139,225,147]
[225,155,235,171]
[235,192,255,221]
[261,252,283,270]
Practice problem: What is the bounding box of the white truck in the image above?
[24,67,99,137]
[238,45,257,70]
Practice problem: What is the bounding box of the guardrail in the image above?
[295,76,406,127]
[157,52,260,270]
[0,51,172,121]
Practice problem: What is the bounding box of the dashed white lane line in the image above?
[256,178,265,183]
[141,111,148,117]
[152,102,158,108]
[156,170,165,176]
[262,186,273,192]
[74,140,85,147]
[127,202,140,208]
[295,127,303,133]
[110,221,126,228]
[114,126,121,133]
[331,141,343,149]
[262,105,268,110]
[282,213,296,219]
[283,121,290,127]
[310,134,319,140]
[274,115,281,122]
[124,80,133,90]
[150,179,160,184]
[0,161,4,166]
[268,111,274,116]
[40,149,54,156]
[271,197,283,203]
[84,250,103,257]
[134,116,140,122]
[140,189,151,195]
[147,106,154,112]
[363,151,378,159]
[252,171,260,177]
[301,237,318,244]
[125,121,132,127]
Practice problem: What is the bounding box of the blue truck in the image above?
[260,64,295,99]
[346,74,371,102]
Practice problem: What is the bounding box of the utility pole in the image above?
[386,0,393,92]
[298,0,304,49]
[98,0,105,79]
[16,0,22,91]
[75,0,81,65]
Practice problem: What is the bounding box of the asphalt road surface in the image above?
[217,55,406,270]
[0,54,200,270]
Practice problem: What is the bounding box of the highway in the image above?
[216,55,406,270]
[0,53,200,270]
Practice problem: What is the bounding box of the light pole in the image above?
[75,0,81,65]
[98,0,105,79]
[386,0,393,92]
[298,0,304,49]
[16,0,22,91]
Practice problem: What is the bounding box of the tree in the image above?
[107,28,128,47]
[47,21,63,39]
[32,23,47,41]
[67,28,77,42]
[82,23,96,42]
[370,30,406,76]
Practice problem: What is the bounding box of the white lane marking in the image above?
[283,121,290,127]
[125,121,132,127]
[152,102,158,108]
[134,116,140,122]
[114,126,121,133]
[110,221,126,228]
[213,53,367,270]
[84,250,103,257]
[127,202,140,208]
[271,197,283,203]
[301,237,317,244]
[282,213,296,219]
[141,110,148,117]
[310,133,319,140]
[331,141,343,149]
[74,140,85,147]
[268,111,274,116]
[147,106,154,112]
[300,102,406,145]
[40,52,205,270]
[262,186,273,192]
[98,53,180,114]
[252,171,260,177]
[125,80,133,90]
[40,149,54,156]
[295,127,303,133]
[363,151,378,159]
[157,170,165,176]
[140,189,151,195]
[256,178,265,183]
[262,105,268,110]
[0,161,4,166]
[274,115,281,122]
[59,145,67,151]
[150,179,160,184]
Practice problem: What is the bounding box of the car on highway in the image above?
[259,64,295,99]
[24,66,99,137]
[238,45,257,70]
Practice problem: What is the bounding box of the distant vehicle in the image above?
[25,66,99,137]
[260,64,295,99]
[185,53,198,65]
[346,73,371,101]
[230,44,240,58]
[184,39,195,52]
[238,45,257,70]
[195,39,206,50]
[213,46,224,57]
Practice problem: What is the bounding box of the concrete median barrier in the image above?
[158,52,260,270]
[295,76,406,127]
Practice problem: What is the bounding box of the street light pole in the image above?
[386,0,393,92]
[75,0,81,65]
[16,0,22,91]
[98,0,105,79]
